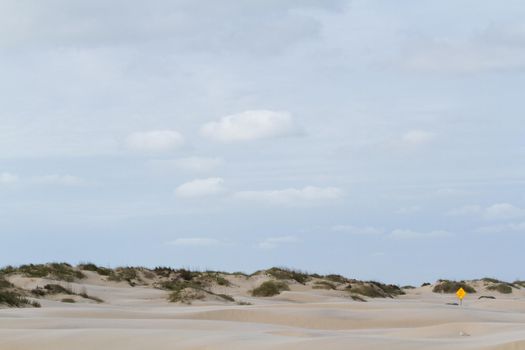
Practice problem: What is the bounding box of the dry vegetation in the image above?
[3,262,521,309]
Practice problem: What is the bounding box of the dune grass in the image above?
[2,263,85,282]
[251,281,290,297]
[432,280,476,294]
[262,267,310,285]
[346,281,405,298]
[78,263,112,276]
[486,283,513,294]
[313,281,337,290]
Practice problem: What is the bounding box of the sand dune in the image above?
[1,265,524,349]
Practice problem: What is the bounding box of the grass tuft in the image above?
[486,283,513,294]
[251,281,290,297]
[432,280,476,294]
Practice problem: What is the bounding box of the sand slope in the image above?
[1,269,525,349]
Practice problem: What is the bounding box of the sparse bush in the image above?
[78,263,112,276]
[402,285,416,289]
[345,281,404,298]
[346,284,386,298]
[264,267,310,284]
[487,283,513,294]
[153,266,176,278]
[324,274,348,284]
[107,267,141,286]
[0,290,34,307]
[481,277,502,284]
[421,282,431,287]
[61,298,76,303]
[251,281,289,297]
[513,281,525,288]
[14,263,85,282]
[350,295,366,302]
[313,281,337,290]
[432,280,476,294]
[0,278,13,289]
[44,284,73,295]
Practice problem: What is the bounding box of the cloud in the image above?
[0,172,19,185]
[171,156,223,172]
[258,235,300,249]
[484,203,525,220]
[475,222,525,234]
[149,157,223,174]
[234,186,342,206]
[201,110,298,142]
[30,174,85,186]
[389,229,452,240]
[126,130,184,152]
[166,238,220,247]
[175,177,226,198]
[448,203,525,220]
[331,225,384,235]
[401,129,435,146]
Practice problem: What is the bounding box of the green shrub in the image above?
[78,263,112,276]
[0,278,13,289]
[44,284,73,295]
[0,290,33,307]
[346,284,386,298]
[481,277,502,284]
[251,281,290,297]
[16,263,85,282]
[313,281,336,290]
[421,282,431,287]
[350,295,366,302]
[369,281,405,296]
[487,283,513,294]
[432,280,476,294]
[266,267,310,284]
[323,274,349,284]
[513,281,525,288]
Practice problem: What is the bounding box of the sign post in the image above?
[456,287,466,306]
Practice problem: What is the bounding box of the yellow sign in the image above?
[456,287,466,300]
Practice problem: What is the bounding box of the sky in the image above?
[1,0,524,285]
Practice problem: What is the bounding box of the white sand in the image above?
[1,274,524,349]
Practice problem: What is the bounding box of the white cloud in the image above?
[401,129,435,146]
[389,229,452,240]
[31,174,85,186]
[484,203,525,220]
[258,235,300,249]
[166,238,220,247]
[175,177,226,198]
[126,130,184,152]
[475,222,525,234]
[331,225,384,235]
[234,186,343,206]
[201,110,297,142]
[0,172,19,185]
[171,156,223,172]
[448,203,525,220]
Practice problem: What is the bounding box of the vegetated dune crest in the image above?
[1,263,525,350]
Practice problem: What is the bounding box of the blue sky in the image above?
[1,0,524,284]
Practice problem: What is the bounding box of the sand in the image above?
[1,273,525,349]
